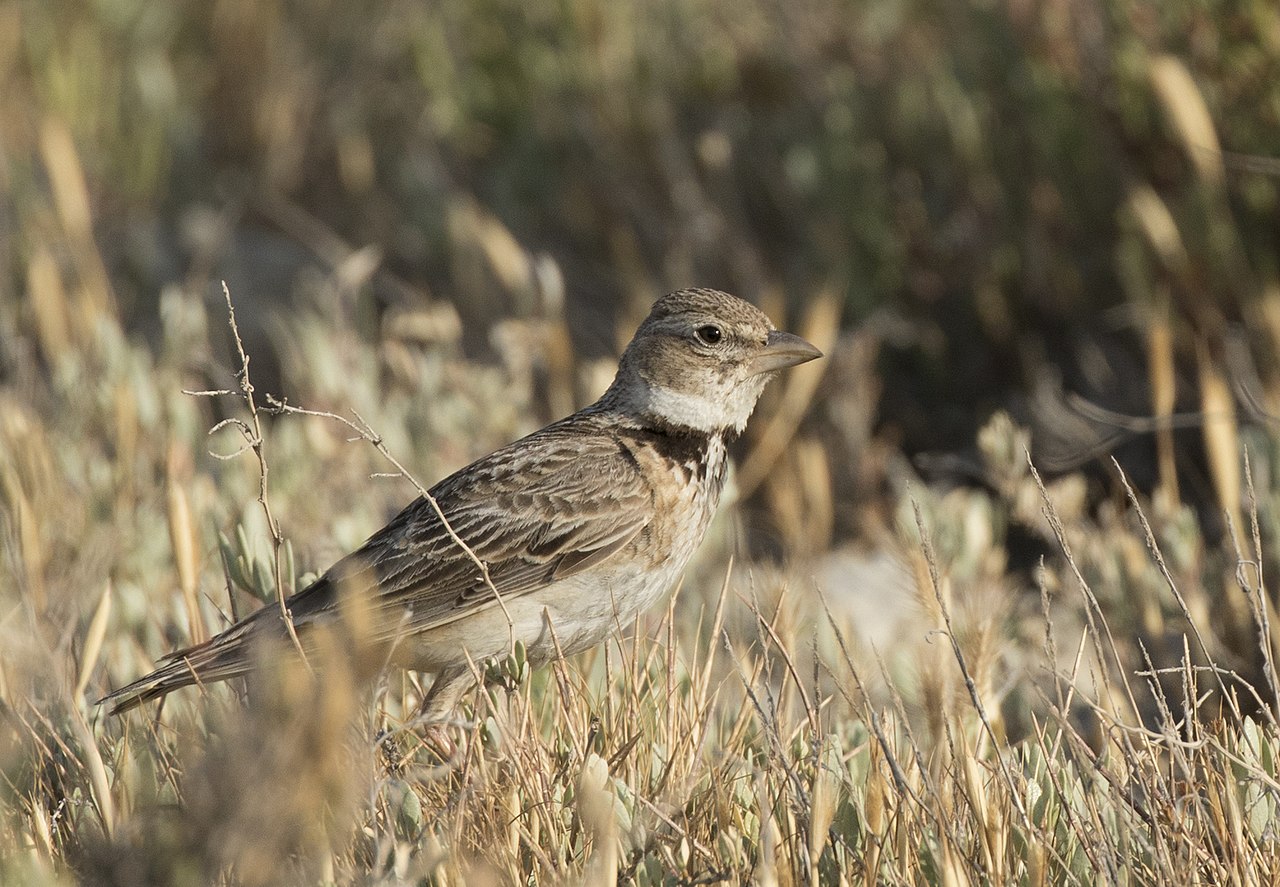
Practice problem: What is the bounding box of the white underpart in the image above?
[634,373,767,433]
[638,385,732,433]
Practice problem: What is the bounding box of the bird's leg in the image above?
[420,725,455,761]
[417,667,475,759]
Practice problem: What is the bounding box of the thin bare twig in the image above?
[215,282,310,667]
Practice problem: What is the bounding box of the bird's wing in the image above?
[286,422,654,640]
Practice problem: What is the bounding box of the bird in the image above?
[98,288,822,735]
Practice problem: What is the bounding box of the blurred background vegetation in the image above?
[6,0,1280,882]
[8,0,1280,519]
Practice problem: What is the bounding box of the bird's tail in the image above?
[97,620,259,716]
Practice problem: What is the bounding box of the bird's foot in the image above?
[421,722,457,761]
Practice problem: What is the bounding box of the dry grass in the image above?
[4,277,1280,885]
[7,1,1280,882]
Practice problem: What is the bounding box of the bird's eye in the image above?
[694,325,723,345]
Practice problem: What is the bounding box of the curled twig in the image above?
[204,283,310,668]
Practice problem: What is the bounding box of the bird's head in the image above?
[603,288,823,435]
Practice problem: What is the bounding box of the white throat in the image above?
[605,378,762,434]
[637,385,726,433]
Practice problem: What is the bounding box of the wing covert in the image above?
[288,423,653,640]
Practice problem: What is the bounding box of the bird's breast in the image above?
[634,430,727,567]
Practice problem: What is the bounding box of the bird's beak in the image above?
[748,329,823,376]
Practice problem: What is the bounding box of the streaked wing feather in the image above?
[552,522,645,579]
[289,421,652,639]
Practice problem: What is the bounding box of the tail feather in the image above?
[97,622,257,715]
[99,575,342,715]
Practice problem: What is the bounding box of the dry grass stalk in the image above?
[25,248,72,367]
[1145,289,1180,510]
[1148,55,1226,190]
[37,117,115,323]
[166,446,205,645]
[73,583,112,702]
[1196,339,1243,535]
[7,266,1280,885]
[2,466,47,613]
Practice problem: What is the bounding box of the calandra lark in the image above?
[100,288,822,727]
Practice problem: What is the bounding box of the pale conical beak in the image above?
[748,329,823,376]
